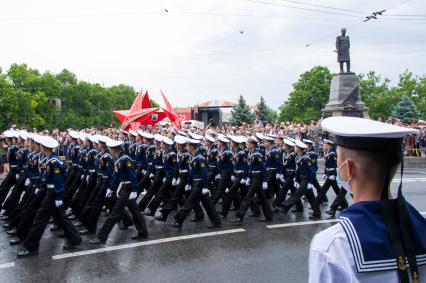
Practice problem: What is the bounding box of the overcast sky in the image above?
[1,0,426,109]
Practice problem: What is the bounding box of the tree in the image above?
[230,95,254,125]
[255,96,276,124]
[278,66,332,123]
[391,95,420,124]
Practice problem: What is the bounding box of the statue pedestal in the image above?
[322,72,369,118]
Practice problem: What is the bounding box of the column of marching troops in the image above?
[0,127,349,258]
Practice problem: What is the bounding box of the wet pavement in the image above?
[0,166,425,283]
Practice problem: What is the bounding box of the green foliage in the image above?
[391,95,420,124]
[278,66,332,123]
[256,96,276,124]
[0,64,158,131]
[230,95,254,126]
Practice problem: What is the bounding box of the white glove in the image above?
[16,174,20,179]
[307,183,314,190]
[322,174,327,180]
[176,178,180,185]
[142,170,146,175]
[35,188,40,195]
[105,189,113,198]
[280,175,285,183]
[55,200,63,207]
[81,175,85,180]
[225,187,230,193]
[241,178,246,185]
[162,177,166,183]
[129,192,137,200]
[262,182,268,190]
[276,173,281,180]
[185,185,191,192]
[149,173,155,178]
[86,175,90,182]
[172,178,177,186]
[328,175,336,181]
[25,178,31,187]
[231,175,236,182]
[202,188,210,195]
[294,182,299,188]
[246,178,251,186]
[215,174,221,180]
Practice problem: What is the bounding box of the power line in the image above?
[243,0,364,19]
[276,0,367,14]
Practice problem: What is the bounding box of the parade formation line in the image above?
[52,228,246,260]
[0,262,15,269]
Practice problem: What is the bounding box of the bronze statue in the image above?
[336,28,350,73]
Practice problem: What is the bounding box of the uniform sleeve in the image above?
[200,158,208,188]
[308,249,349,283]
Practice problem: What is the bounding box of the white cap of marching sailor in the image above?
[161,136,174,145]
[78,132,87,141]
[106,139,123,148]
[303,139,314,145]
[153,134,163,142]
[69,130,79,139]
[141,132,154,139]
[186,138,201,145]
[174,135,188,145]
[204,134,215,143]
[19,131,28,141]
[321,117,418,152]
[230,135,247,144]
[294,139,307,149]
[39,136,59,149]
[263,135,274,142]
[283,138,295,147]
[323,138,334,145]
[128,129,138,137]
[189,132,203,140]
[217,135,230,143]
[255,132,266,140]
[3,130,14,138]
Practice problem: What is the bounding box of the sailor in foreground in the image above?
[309,117,426,283]
[90,139,148,245]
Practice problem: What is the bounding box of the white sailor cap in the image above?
[323,139,334,145]
[174,135,188,145]
[204,134,216,143]
[321,117,419,152]
[283,139,295,147]
[189,132,203,140]
[142,132,154,139]
[39,136,59,149]
[3,130,14,138]
[302,139,314,145]
[247,135,259,144]
[12,130,20,138]
[186,138,201,145]
[32,134,42,144]
[137,130,144,137]
[154,134,163,142]
[161,136,174,145]
[217,135,230,143]
[106,139,123,148]
[255,132,266,140]
[19,131,28,140]
[294,140,307,149]
[263,136,275,142]
[230,135,247,144]
[78,132,87,141]
[268,134,278,139]
[287,137,297,143]
[69,130,79,139]
[128,129,138,137]
[94,135,109,144]
[86,134,96,143]
[178,130,188,137]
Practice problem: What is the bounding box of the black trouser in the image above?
[80,176,103,226]
[282,178,320,216]
[9,180,39,228]
[147,175,173,214]
[3,170,27,215]
[22,189,82,252]
[315,176,341,204]
[64,166,78,192]
[312,178,327,202]
[63,168,82,208]
[211,171,232,205]
[69,177,88,217]
[221,175,243,217]
[0,170,17,210]
[238,181,260,216]
[236,174,273,221]
[207,168,217,195]
[329,187,348,211]
[137,170,151,194]
[15,187,47,241]
[266,170,280,200]
[138,170,165,211]
[160,174,204,219]
[274,172,303,211]
[174,181,221,225]
[97,184,148,241]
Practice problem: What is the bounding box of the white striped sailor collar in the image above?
[46,155,63,166]
[338,200,426,273]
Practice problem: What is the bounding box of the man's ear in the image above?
[346,159,354,179]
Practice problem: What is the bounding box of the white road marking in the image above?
[0,262,15,269]
[52,228,245,260]
[266,219,338,229]
[319,177,426,186]
[421,212,426,216]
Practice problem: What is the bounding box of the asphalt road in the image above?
[0,164,425,283]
